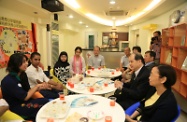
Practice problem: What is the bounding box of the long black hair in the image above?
[6,53,27,73]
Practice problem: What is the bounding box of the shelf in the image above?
[172,70,181,91]
[161,23,187,99]
[179,83,187,98]
[177,49,187,69]
[172,47,178,57]
[171,58,177,67]
[181,71,187,85]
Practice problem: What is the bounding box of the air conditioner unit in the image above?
[41,0,64,12]
[105,10,128,16]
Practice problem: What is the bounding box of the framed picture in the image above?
[102,36,109,45]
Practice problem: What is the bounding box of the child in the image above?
[26,52,63,99]
[53,51,71,85]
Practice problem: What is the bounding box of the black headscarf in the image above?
[53,51,69,72]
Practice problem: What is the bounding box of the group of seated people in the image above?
[0,44,178,122]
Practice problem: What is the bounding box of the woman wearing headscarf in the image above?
[53,51,71,85]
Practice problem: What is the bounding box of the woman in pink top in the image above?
[69,46,86,75]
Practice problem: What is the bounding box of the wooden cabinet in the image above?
[102,32,128,47]
[161,23,187,99]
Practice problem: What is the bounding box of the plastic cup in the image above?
[109,97,116,106]
[105,116,112,122]
[104,82,108,87]
[111,72,114,75]
[98,67,101,70]
[67,81,71,86]
[87,70,90,74]
[70,82,74,88]
[91,67,94,70]
[47,118,54,122]
[89,87,94,92]
[58,92,64,100]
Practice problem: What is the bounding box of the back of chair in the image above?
[171,105,181,122]
[125,102,140,116]
[50,69,62,84]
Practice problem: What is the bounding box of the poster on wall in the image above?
[0,16,36,68]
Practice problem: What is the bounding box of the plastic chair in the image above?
[0,88,24,121]
[50,68,63,84]
[50,68,67,94]
[171,105,181,122]
[125,102,140,116]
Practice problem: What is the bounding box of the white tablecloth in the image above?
[66,77,116,95]
[36,94,125,122]
[85,68,122,78]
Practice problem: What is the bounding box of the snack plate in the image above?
[40,100,70,118]
[87,110,104,120]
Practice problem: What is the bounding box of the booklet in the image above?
[70,96,98,108]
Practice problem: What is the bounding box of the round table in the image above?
[36,94,125,122]
[85,68,122,78]
[66,77,116,95]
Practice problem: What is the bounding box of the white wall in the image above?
[129,2,187,55]
[0,6,49,81]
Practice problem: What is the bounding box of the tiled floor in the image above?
[176,111,187,122]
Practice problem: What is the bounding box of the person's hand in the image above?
[37,84,46,91]
[55,84,63,91]
[114,80,123,89]
[120,68,124,72]
[125,115,137,122]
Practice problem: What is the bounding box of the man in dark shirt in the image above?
[144,50,156,70]
[114,53,151,110]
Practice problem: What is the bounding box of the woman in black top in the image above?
[53,51,71,85]
[126,64,178,122]
[1,53,49,121]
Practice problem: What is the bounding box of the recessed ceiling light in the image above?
[79,21,83,24]
[86,25,88,27]
[110,0,115,4]
[68,15,73,18]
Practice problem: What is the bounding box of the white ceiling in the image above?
[0,0,186,28]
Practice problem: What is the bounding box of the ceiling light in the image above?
[116,12,145,26]
[64,0,80,9]
[86,25,88,27]
[86,13,113,26]
[144,0,161,11]
[79,21,83,24]
[110,0,116,5]
[68,15,73,18]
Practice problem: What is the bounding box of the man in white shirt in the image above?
[120,47,131,71]
[26,64,63,99]
[88,46,105,69]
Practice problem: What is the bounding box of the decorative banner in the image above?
[0,16,36,68]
